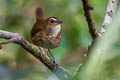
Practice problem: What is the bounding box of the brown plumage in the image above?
[31,8,62,49]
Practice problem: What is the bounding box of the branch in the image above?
[73,0,120,77]
[99,0,119,36]
[81,0,98,40]
[73,0,98,76]
[0,30,73,80]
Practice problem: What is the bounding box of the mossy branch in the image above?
[0,30,73,80]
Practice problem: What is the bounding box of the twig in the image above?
[99,0,119,36]
[73,63,83,77]
[0,30,73,80]
[73,0,98,76]
[73,0,120,78]
[81,0,98,40]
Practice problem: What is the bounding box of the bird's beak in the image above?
[56,20,63,24]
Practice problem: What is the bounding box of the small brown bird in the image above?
[31,8,63,61]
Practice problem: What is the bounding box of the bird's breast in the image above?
[31,29,61,49]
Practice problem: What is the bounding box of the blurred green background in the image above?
[1,0,120,80]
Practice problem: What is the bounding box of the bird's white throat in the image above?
[52,24,61,37]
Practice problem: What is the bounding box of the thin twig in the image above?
[73,0,98,76]
[73,0,120,77]
[81,0,98,40]
[0,30,73,80]
[73,63,83,77]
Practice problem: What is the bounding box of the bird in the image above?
[31,8,63,62]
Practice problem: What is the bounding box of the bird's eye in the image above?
[49,19,55,23]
